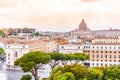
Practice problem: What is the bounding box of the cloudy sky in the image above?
[0,0,120,32]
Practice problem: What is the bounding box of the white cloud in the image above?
[0,0,120,31]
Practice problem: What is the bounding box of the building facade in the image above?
[59,44,83,54]
[71,19,94,40]
[5,39,58,66]
[71,19,120,40]
[59,36,120,67]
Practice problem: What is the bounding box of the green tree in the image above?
[50,64,86,80]
[73,53,89,64]
[54,72,75,80]
[21,74,32,80]
[48,52,89,73]
[64,64,87,80]
[106,65,120,80]
[50,66,75,80]
[0,48,4,55]
[48,52,62,70]
[86,68,103,80]
[92,67,107,80]
[14,51,51,80]
[33,32,43,37]
[0,30,5,38]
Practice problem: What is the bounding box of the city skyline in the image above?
[0,0,120,32]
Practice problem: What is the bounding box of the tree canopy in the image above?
[0,48,4,55]
[48,52,89,70]
[50,64,86,80]
[105,65,120,80]
[86,68,103,80]
[0,30,5,38]
[20,74,32,80]
[14,51,51,80]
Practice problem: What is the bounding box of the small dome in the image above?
[78,19,87,30]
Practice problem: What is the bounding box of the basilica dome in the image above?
[78,19,87,30]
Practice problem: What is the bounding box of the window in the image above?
[119,47,120,49]
[110,51,112,53]
[61,46,64,48]
[119,60,120,62]
[110,55,112,58]
[105,47,107,49]
[109,47,111,49]
[105,55,107,58]
[114,51,116,53]
[92,55,94,58]
[23,46,25,48]
[97,51,99,53]
[92,63,94,66]
[8,53,10,57]
[101,55,103,58]
[114,47,116,49]
[101,64,103,66]
[114,60,116,62]
[110,60,111,62]
[101,51,103,53]
[97,55,99,58]
[78,47,80,49]
[105,51,107,53]
[119,55,120,58]
[114,55,116,58]
[101,47,103,49]
[15,52,18,57]
[96,63,98,66]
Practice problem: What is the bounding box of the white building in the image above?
[59,44,83,54]
[45,40,58,52]
[5,44,29,66]
[5,39,58,66]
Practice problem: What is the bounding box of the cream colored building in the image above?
[59,36,120,67]
[86,37,120,67]
[5,39,58,66]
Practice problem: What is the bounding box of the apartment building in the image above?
[85,37,120,67]
[59,36,120,67]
